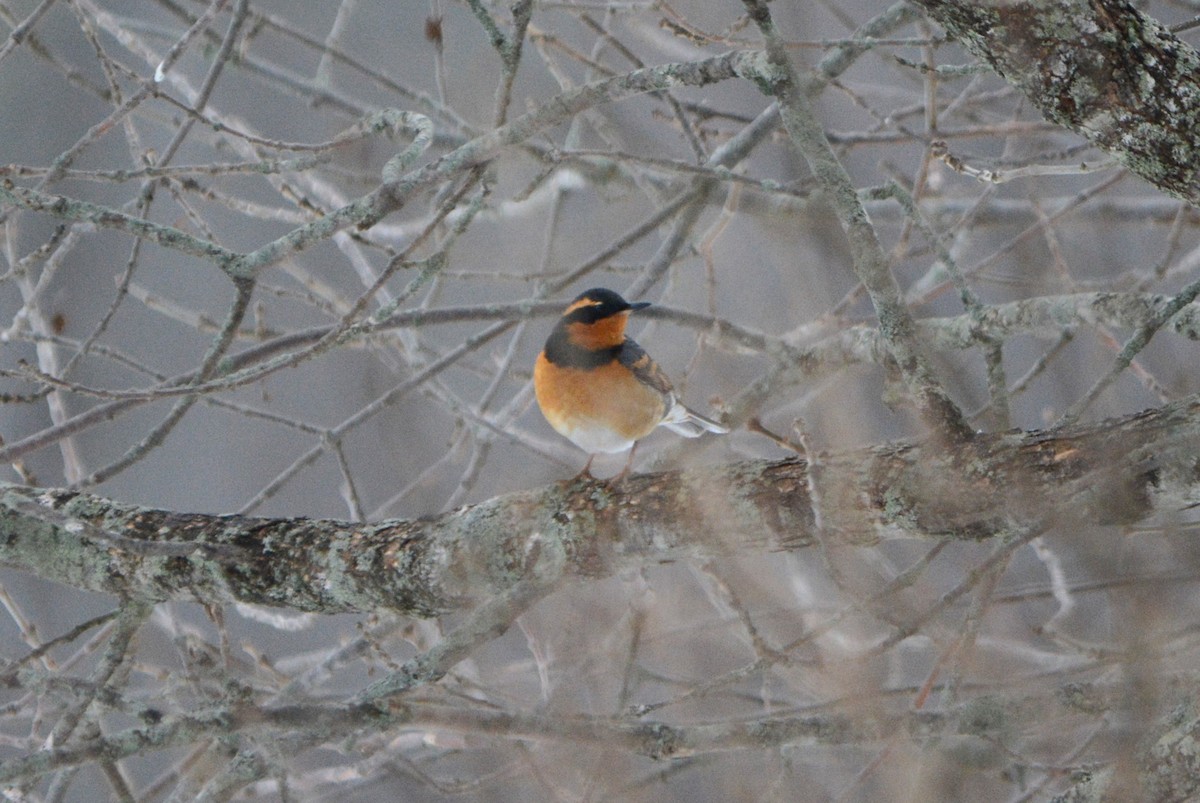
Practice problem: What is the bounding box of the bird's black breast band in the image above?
[542,327,622,369]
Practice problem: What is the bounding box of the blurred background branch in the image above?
[1,0,1200,799]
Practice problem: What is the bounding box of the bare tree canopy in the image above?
[1,1,1200,800]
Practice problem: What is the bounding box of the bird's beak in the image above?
[628,301,651,311]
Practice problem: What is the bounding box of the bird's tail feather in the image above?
[661,403,729,438]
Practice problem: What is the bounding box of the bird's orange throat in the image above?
[565,312,628,350]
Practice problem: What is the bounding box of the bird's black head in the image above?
[561,288,650,324]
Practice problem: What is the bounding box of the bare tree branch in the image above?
[2,1,1200,797]
[3,396,1196,615]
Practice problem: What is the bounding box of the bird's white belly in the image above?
[561,419,639,454]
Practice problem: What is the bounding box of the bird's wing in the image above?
[617,339,674,402]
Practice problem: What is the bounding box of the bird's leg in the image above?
[615,442,639,481]
[574,454,596,480]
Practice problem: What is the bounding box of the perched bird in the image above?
[534,288,728,477]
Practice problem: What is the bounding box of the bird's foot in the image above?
[572,454,596,481]
[612,443,639,482]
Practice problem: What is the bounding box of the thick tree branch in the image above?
[913,0,1200,205]
[2,397,1198,616]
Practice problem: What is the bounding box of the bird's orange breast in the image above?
[534,353,667,453]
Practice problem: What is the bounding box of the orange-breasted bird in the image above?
[534,288,728,477]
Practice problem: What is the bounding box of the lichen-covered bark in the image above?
[2,397,1199,616]
[1140,696,1200,801]
[914,0,1200,204]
